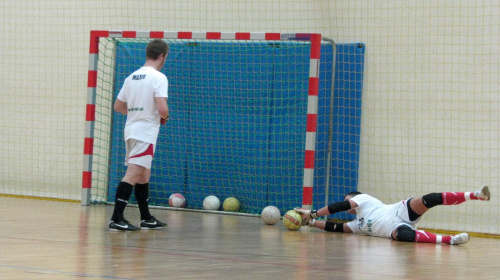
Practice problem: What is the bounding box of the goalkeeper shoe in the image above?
[140,216,167,229]
[474,185,490,201]
[109,219,140,231]
[450,233,470,245]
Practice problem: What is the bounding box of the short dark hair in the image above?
[146,39,169,60]
[344,191,362,199]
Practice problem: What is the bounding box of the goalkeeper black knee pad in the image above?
[394,225,416,242]
[422,193,443,208]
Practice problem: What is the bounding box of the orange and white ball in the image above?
[169,193,186,208]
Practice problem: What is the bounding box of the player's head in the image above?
[344,191,361,200]
[146,39,169,60]
[146,39,169,66]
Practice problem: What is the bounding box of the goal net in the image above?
[83,31,354,215]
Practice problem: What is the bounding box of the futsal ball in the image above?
[203,195,221,211]
[261,206,281,225]
[168,193,186,208]
[223,197,240,212]
[283,210,302,231]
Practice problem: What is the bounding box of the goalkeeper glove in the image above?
[294,208,318,226]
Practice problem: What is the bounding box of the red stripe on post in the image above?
[150,31,164,38]
[308,77,319,96]
[85,104,95,121]
[84,137,94,155]
[302,187,313,205]
[178,32,192,39]
[89,30,109,54]
[304,150,315,168]
[206,32,221,39]
[82,171,92,189]
[309,33,322,59]
[265,33,281,40]
[235,33,251,40]
[87,70,97,87]
[306,114,317,132]
[122,31,137,38]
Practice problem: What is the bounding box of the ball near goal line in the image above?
[223,197,240,212]
[168,193,186,208]
[203,195,221,211]
[261,206,281,225]
[283,210,302,231]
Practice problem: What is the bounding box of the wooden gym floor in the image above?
[0,197,498,280]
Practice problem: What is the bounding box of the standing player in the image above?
[295,185,491,245]
[108,39,170,231]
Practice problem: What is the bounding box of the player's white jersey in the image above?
[117,66,168,144]
[346,194,416,238]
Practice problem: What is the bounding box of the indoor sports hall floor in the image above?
[0,197,498,280]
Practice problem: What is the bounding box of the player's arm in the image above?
[319,200,358,216]
[295,199,359,228]
[296,199,358,220]
[156,97,169,123]
[114,98,128,115]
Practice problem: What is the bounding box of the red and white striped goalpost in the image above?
[82,30,322,209]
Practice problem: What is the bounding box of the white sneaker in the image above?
[474,185,490,201]
[450,233,470,245]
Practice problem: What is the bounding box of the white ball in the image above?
[203,195,220,210]
[261,205,281,225]
[169,193,186,208]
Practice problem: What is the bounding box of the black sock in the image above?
[135,183,152,220]
[111,181,134,222]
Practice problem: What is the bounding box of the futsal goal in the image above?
[82,30,362,216]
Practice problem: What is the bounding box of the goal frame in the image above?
[82,30,323,209]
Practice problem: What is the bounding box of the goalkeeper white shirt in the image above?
[346,194,415,238]
[117,66,169,144]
